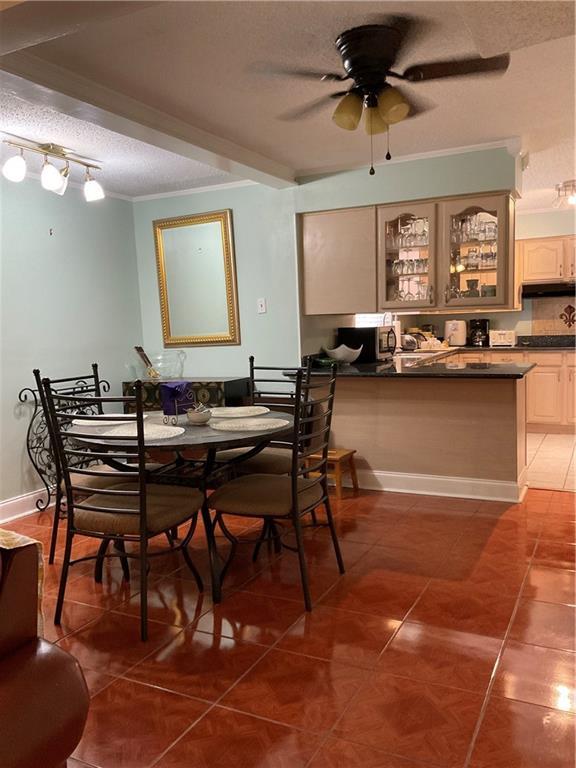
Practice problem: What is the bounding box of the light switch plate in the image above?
[257,298,267,314]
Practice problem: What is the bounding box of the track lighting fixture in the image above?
[1,138,105,202]
[553,180,576,208]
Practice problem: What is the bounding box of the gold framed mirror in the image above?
[153,209,240,346]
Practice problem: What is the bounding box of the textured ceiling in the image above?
[1,1,574,205]
[0,90,238,196]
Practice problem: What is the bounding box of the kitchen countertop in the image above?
[453,334,575,350]
[331,360,535,379]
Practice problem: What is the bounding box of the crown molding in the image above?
[296,138,523,179]
[132,179,258,202]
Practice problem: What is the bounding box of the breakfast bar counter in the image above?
[329,360,531,503]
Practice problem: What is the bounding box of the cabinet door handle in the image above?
[444,285,450,303]
[429,285,434,305]
[559,262,563,276]
[558,370,562,383]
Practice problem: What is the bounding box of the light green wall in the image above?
[133,184,300,377]
[0,179,142,510]
[295,148,516,211]
[516,208,576,239]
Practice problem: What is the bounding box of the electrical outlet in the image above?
[257,298,267,314]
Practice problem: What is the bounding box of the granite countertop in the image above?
[456,334,575,350]
[334,361,535,379]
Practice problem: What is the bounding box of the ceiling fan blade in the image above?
[255,65,348,82]
[403,53,510,82]
[392,85,435,118]
[277,93,347,122]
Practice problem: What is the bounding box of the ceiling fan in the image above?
[275,18,510,172]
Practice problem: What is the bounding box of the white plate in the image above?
[101,423,184,440]
[210,418,290,433]
[72,414,147,428]
[209,406,270,418]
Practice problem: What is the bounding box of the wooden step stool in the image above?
[306,448,359,499]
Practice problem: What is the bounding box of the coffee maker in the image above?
[469,318,490,347]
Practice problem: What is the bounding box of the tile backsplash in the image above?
[532,297,576,334]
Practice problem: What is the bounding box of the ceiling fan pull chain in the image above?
[386,127,392,161]
[369,110,375,175]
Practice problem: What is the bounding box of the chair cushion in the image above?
[217,447,292,475]
[75,483,203,536]
[209,474,323,517]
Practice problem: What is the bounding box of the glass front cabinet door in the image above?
[377,202,437,310]
[438,194,511,308]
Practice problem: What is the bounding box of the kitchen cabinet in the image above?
[377,202,436,310]
[521,236,575,283]
[526,364,564,424]
[300,191,516,315]
[301,207,377,315]
[438,194,512,309]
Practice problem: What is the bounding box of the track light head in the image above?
[2,148,27,182]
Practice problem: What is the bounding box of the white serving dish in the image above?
[324,344,363,363]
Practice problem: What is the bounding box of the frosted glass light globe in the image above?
[83,176,105,202]
[41,159,63,191]
[2,152,26,182]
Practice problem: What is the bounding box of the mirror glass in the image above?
[154,210,240,346]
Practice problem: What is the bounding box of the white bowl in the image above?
[324,344,363,364]
[186,410,211,426]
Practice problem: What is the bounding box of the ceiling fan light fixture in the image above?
[332,92,363,130]
[364,106,389,135]
[377,87,410,124]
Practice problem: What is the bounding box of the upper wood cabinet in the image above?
[377,202,437,310]
[300,191,516,315]
[522,237,566,282]
[300,207,377,315]
[438,194,512,309]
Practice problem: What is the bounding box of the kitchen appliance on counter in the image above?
[444,320,467,347]
[401,332,427,350]
[336,327,379,364]
[490,329,517,347]
[469,318,490,347]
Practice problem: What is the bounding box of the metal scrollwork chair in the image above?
[206,364,344,610]
[42,378,204,642]
[18,365,112,564]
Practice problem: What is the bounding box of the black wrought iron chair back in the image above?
[22,365,109,564]
[42,379,204,641]
[207,364,344,610]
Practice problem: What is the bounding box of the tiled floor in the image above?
[4,486,576,768]
[527,432,576,491]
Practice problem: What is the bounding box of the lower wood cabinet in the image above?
[451,349,574,428]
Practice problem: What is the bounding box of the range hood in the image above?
[522,282,576,298]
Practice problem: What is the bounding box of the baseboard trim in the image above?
[0,489,47,524]
[344,469,527,503]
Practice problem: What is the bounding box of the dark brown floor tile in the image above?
[378,622,501,692]
[125,627,267,701]
[436,552,529,596]
[113,575,212,627]
[360,542,452,578]
[522,565,576,605]
[410,495,481,514]
[41,597,107,642]
[320,566,429,619]
[56,611,181,675]
[309,737,427,768]
[492,640,576,712]
[509,600,575,651]
[277,605,400,668]
[469,697,575,768]
[409,581,516,638]
[46,564,139,609]
[154,706,321,767]
[221,648,367,732]
[334,674,482,767]
[192,591,304,646]
[73,677,208,768]
[532,541,576,569]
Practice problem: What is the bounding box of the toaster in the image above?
[489,330,517,347]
